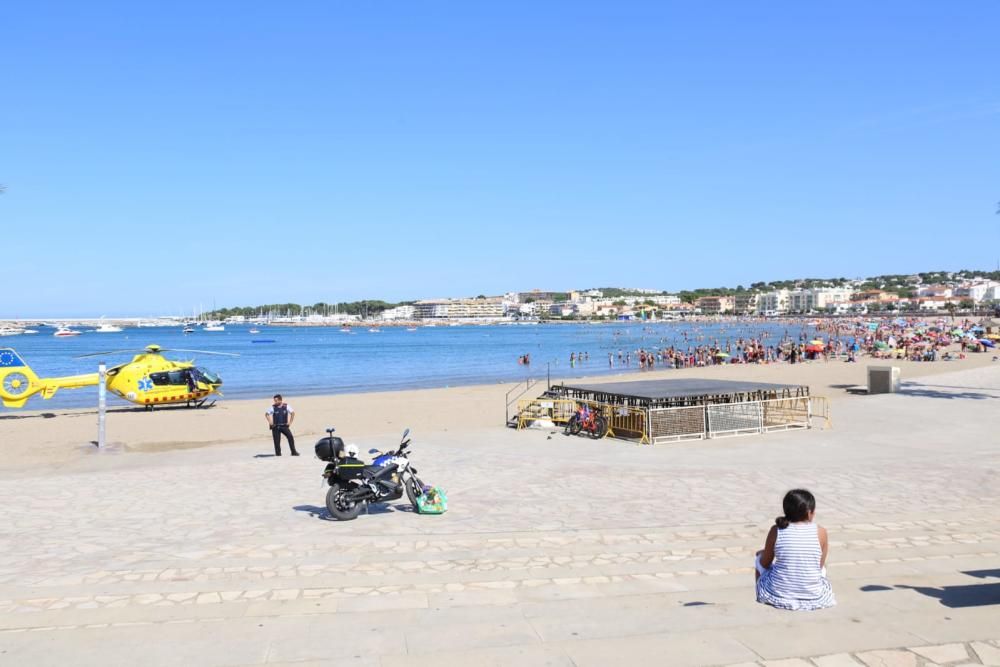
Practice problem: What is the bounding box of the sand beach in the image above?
[1,353,998,665]
[0,349,996,470]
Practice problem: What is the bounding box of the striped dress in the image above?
[757,522,836,611]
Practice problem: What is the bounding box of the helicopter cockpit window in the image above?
[197,368,220,385]
[149,372,171,386]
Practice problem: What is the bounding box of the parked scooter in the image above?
[315,427,423,521]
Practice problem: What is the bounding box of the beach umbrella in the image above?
[980,339,996,348]
[714,352,730,358]
[874,341,890,350]
[805,344,824,353]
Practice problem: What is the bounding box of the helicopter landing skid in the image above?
[143,399,218,411]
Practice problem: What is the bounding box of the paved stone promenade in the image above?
[1,366,998,666]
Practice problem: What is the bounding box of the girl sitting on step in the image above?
[755,489,836,610]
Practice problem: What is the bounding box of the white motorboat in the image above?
[367,328,381,333]
[0,326,24,337]
[249,328,260,334]
[182,325,195,334]
[204,323,225,332]
[53,327,81,337]
[94,323,123,333]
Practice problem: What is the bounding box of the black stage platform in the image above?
[549,378,808,409]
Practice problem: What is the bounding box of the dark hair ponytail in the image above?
[775,488,816,529]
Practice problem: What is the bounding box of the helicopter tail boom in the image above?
[0,348,99,408]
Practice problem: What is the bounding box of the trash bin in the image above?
[867,366,900,394]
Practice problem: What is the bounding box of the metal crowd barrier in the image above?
[515,398,577,429]
[517,396,828,445]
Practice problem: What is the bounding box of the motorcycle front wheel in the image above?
[405,475,426,507]
[326,484,363,521]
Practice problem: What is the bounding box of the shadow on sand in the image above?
[0,411,72,421]
[0,403,217,420]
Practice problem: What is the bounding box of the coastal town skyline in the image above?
[5,267,999,320]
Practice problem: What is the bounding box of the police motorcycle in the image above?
[368,429,427,506]
[315,427,423,521]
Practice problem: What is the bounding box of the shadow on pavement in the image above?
[897,384,998,400]
[292,503,415,520]
[893,583,1000,608]
[292,504,332,520]
[863,569,1000,608]
[963,568,1000,579]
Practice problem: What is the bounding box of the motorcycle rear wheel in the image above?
[589,415,608,439]
[326,484,363,521]
[405,475,425,507]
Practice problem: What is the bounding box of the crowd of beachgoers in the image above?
[561,316,999,371]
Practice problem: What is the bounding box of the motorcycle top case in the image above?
[314,436,345,462]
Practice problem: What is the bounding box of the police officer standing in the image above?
[265,394,299,456]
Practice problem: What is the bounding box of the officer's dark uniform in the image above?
[268,402,298,456]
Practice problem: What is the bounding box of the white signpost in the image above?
[97,362,106,448]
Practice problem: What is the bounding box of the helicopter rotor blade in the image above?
[75,349,146,359]
[160,348,240,357]
[76,347,239,359]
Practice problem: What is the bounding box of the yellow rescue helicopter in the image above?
[0,345,237,409]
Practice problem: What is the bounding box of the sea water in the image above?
[2,321,819,409]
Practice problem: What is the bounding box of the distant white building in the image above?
[756,289,790,315]
[413,299,504,320]
[788,287,854,313]
[380,305,416,321]
[955,282,999,303]
[917,285,954,299]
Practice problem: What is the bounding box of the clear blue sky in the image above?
[2,1,998,317]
